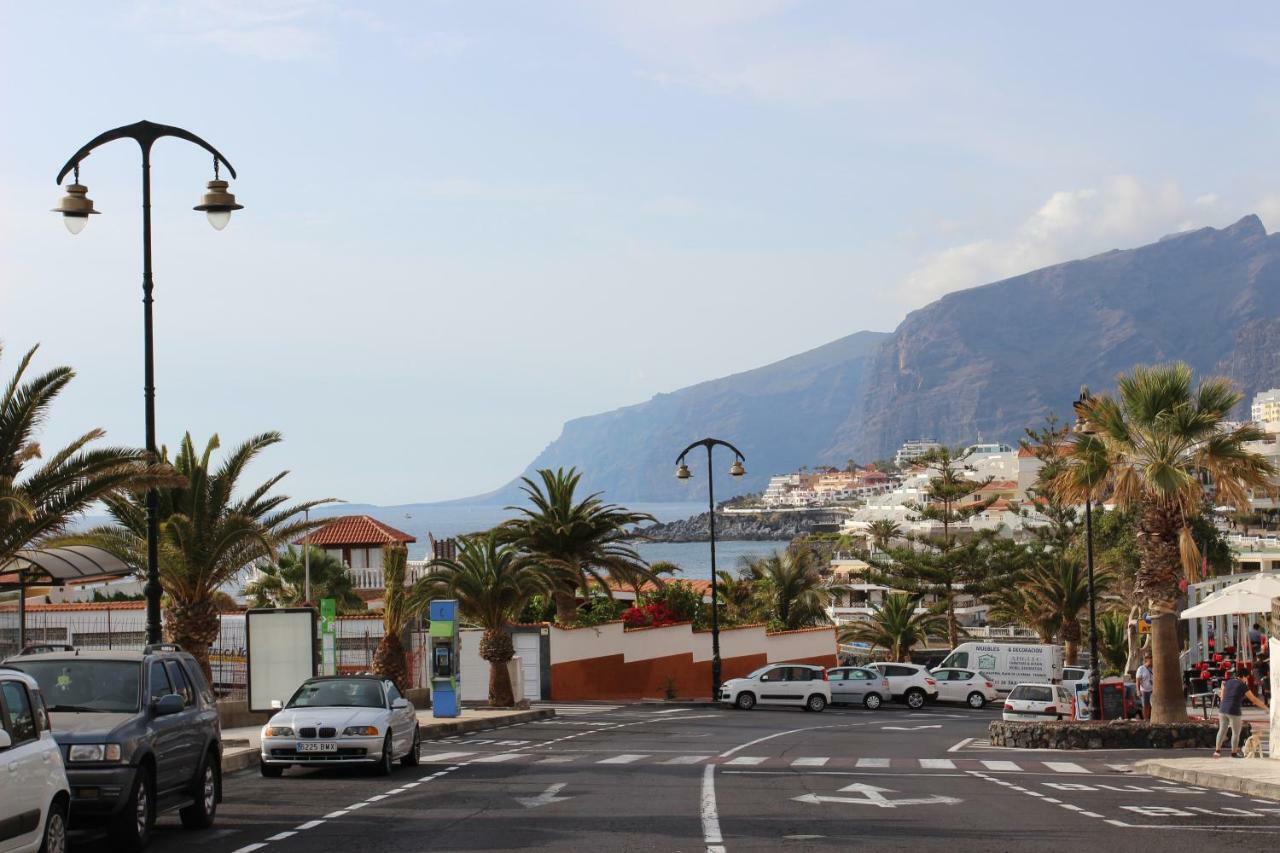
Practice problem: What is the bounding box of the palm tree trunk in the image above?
[1136,502,1188,724]
[373,632,410,693]
[164,595,221,684]
[1062,621,1082,667]
[479,628,515,707]
[553,586,578,624]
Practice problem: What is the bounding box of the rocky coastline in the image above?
[634,510,840,543]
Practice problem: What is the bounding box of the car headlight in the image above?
[68,743,122,762]
[264,726,295,737]
[343,726,379,736]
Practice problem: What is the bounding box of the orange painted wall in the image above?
[550,650,836,701]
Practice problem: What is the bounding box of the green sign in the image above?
[320,598,337,676]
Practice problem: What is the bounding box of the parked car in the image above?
[865,662,939,709]
[1002,682,1077,721]
[928,667,1000,708]
[826,666,891,709]
[4,645,222,852]
[1061,666,1088,693]
[0,666,69,853]
[718,664,830,712]
[259,675,421,777]
[936,642,1064,692]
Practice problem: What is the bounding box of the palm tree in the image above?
[501,468,656,624]
[244,546,366,612]
[1096,610,1130,677]
[743,549,830,630]
[1020,556,1111,666]
[841,594,945,662]
[0,344,160,567]
[374,544,411,692]
[1054,364,1278,723]
[412,531,548,706]
[62,432,331,680]
[867,519,901,553]
[715,569,759,625]
[984,585,1056,644]
[612,559,681,601]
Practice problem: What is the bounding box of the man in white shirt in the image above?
[1136,652,1154,720]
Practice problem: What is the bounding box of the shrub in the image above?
[622,602,678,629]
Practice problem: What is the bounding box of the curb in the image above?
[220,708,555,775]
[637,699,719,708]
[1137,759,1280,799]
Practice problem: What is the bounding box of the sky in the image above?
[4,2,1280,504]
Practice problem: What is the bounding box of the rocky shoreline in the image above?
[634,510,839,543]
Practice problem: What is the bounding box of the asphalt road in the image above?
[86,701,1280,852]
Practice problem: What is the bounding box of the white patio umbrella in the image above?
[1181,587,1275,619]
[1215,573,1280,600]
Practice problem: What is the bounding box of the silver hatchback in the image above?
[826,666,892,709]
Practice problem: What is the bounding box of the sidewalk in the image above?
[220,706,554,774]
[1138,707,1275,798]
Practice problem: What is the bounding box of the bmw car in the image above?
[259,676,420,777]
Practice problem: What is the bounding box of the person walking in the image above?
[1214,670,1268,758]
[1136,652,1154,720]
[1249,623,1264,656]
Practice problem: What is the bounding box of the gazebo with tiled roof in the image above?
[296,514,416,570]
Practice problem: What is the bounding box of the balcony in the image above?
[348,560,433,591]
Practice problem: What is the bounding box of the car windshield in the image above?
[287,679,384,708]
[14,660,141,713]
[1009,685,1053,703]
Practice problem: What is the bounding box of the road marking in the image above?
[650,708,692,714]
[323,810,348,818]
[472,752,523,763]
[792,757,829,767]
[947,738,974,753]
[725,756,767,766]
[537,756,575,763]
[366,795,388,802]
[516,782,573,809]
[1043,762,1089,774]
[856,758,890,768]
[882,725,942,731]
[981,760,1022,771]
[295,820,325,830]
[919,759,955,769]
[598,754,648,764]
[346,802,368,810]
[419,751,474,762]
[666,755,712,764]
[231,845,267,853]
[266,832,296,841]
[794,782,962,809]
[701,764,724,853]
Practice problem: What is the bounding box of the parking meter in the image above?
[428,599,460,718]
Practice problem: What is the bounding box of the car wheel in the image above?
[806,694,827,713]
[401,727,421,767]
[735,692,756,711]
[260,763,285,778]
[864,692,883,710]
[109,766,154,853]
[38,798,67,853]
[373,733,394,776]
[180,753,219,829]
[904,688,926,710]
[967,692,987,709]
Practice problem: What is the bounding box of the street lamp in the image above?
[1072,387,1100,718]
[675,437,746,699]
[54,121,243,645]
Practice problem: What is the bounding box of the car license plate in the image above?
[296,742,337,753]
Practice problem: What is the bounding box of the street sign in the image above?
[320,598,336,676]
[793,783,962,809]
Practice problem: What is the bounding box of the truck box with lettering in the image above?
[935,642,1064,691]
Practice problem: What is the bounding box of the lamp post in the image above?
[675,437,746,699]
[53,121,243,645]
[1073,388,1100,718]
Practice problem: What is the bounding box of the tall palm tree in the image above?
[374,544,411,692]
[412,531,548,706]
[0,344,159,567]
[840,594,945,662]
[501,468,656,624]
[1020,556,1111,666]
[1054,364,1277,722]
[867,519,902,553]
[1096,610,1130,677]
[244,546,366,612]
[612,559,681,601]
[984,585,1056,644]
[743,549,830,630]
[63,432,331,680]
[715,569,759,625]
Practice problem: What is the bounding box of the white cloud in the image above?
[128,0,375,61]
[899,177,1236,307]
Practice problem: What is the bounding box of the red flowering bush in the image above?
[623,602,677,629]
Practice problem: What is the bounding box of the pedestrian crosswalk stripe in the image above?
[725,756,767,766]
[536,756,575,763]
[981,760,1022,771]
[856,758,890,768]
[471,753,522,763]
[598,754,648,764]
[664,756,711,765]
[919,758,955,769]
[419,752,474,762]
[1043,761,1088,774]
[791,757,829,767]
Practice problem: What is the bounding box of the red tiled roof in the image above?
[297,515,416,547]
[0,601,147,613]
[602,578,713,595]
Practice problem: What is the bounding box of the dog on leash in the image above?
[1242,734,1264,759]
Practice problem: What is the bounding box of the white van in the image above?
[936,643,1063,692]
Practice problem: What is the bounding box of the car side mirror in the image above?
[270,699,283,710]
[392,698,409,710]
[0,730,11,750]
[153,693,185,716]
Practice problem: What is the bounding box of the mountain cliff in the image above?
[495,215,1280,502]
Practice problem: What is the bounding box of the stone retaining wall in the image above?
[988,719,1252,750]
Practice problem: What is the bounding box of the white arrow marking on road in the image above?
[793,783,962,809]
[880,725,942,731]
[516,783,573,809]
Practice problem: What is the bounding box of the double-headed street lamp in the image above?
[1072,388,1101,717]
[53,121,244,645]
[675,437,746,698]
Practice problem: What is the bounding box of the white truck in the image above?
[936,642,1064,692]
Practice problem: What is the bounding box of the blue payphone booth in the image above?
[429,599,460,718]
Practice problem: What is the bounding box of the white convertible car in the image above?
[259,675,420,777]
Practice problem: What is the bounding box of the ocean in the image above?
[334,501,789,581]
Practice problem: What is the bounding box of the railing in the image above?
[962,625,1040,640]
[1227,535,1280,553]
[349,561,433,590]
